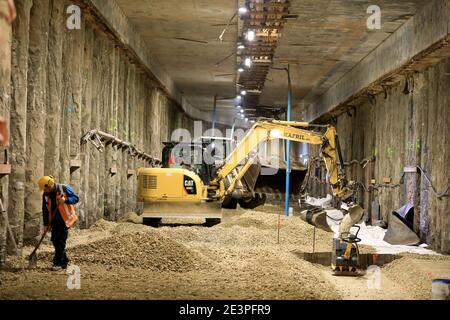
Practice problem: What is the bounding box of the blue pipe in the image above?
[211,95,217,138]
[285,66,292,217]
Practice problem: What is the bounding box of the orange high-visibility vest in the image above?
[45,184,78,229]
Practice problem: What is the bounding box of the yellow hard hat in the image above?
[38,176,55,191]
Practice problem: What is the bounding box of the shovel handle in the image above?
[29,225,51,257]
[29,205,56,258]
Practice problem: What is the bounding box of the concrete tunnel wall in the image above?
[0,0,196,260]
[306,57,450,254]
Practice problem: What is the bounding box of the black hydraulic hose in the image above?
[416,166,450,198]
[326,214,343,222]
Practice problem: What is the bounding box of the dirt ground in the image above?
[0,205,449,300]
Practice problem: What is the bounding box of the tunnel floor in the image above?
[1,206,449,300]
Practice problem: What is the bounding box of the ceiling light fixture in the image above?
[237,44,245,50]
[238,6,248,14]
[236,95,242,100]
[246,30,256,41]
[238,67,244,73]
[244,57,252,68]
[241,90,247,96]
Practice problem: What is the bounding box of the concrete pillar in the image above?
[139,74,146,168]
[116,56,125,218]
[45,0,64,180]
[68,3,85,227]
[411,73,425,239]
[441,60,450,253]
[128,66,137,211]
[24,0,50,243]
[420,68,432,243]
[110,48,119,218]
[0,0,13,263]
[123,63,131,212]
[59,1,81,187]
[97,35,108,220]
[138,74,144,169]
[8,0,32,253]
[430,60,450,253]
[104,43,115,221]
[144,82,150,154]
[150,89,162,159]
[88,28,101,223]
[80,24,94,228]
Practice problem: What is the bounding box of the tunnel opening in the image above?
[254,168,307,204]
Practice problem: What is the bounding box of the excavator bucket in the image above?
[384,211,420,245]
[299,208,333,233]
[339,204,365,237]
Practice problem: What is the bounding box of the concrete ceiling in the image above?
[115,0,428,124]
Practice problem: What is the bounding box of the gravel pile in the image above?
[44,230,211,273]
[382,254,450,299]
[5,207,448,300]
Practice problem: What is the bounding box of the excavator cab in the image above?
[161,141,214,185]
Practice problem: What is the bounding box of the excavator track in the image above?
[332,265,361,277]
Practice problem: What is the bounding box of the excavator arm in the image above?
[212,120,353,200]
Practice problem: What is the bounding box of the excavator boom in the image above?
[213,120,351,200]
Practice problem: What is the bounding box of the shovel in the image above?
[28,205,57,269]
[28,224,51,269]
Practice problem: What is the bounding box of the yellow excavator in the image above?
[137,120,364,274]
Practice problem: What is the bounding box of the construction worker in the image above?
[38,176,79,271]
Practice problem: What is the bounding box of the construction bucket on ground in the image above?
[383,205,420,246]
